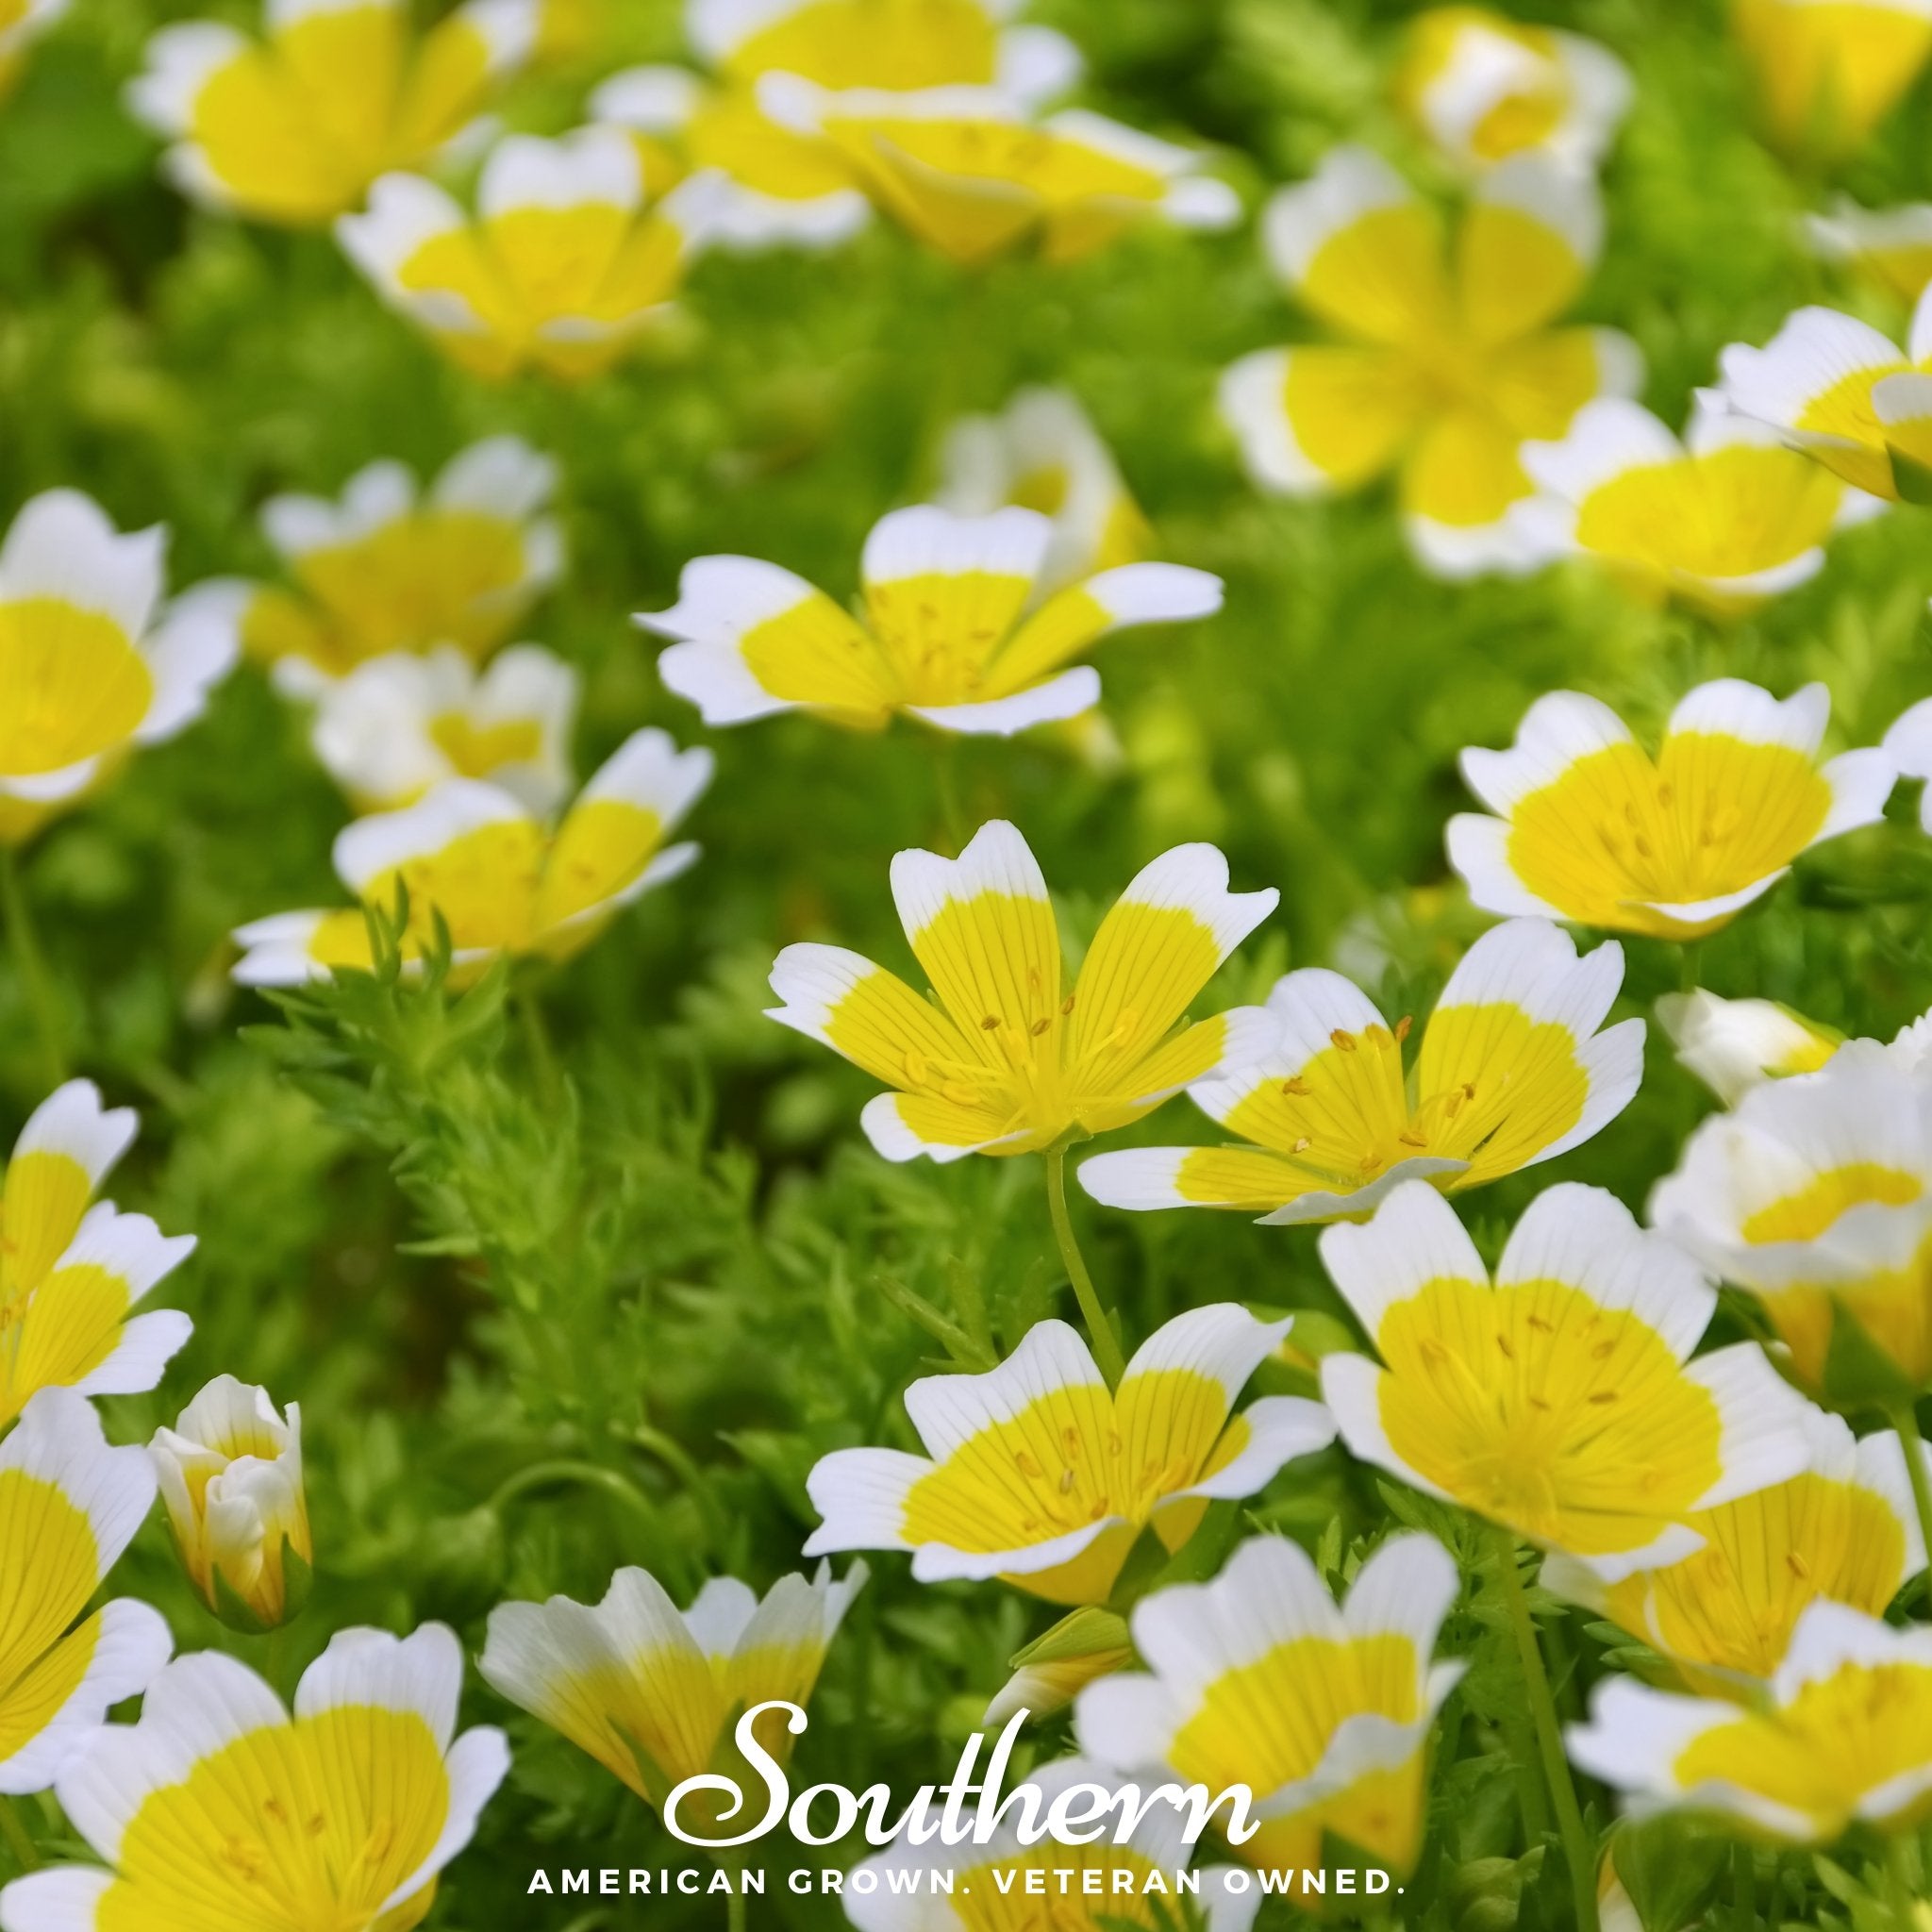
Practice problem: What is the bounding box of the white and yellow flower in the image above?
[1650,1044,1932,1393]
[1080,917,1642,1224]
[1519,394,1877,613]
[643,506,1218,737]
[0,1390,171,1797]
[846,1757,1253,1930]
[1220,146,1638,578]
[215,438,562,695]
[0,0,67,99]
[937,389,1150,595]
[0,491,238,845]
[1569,1599,1932,1840]
[0,1624,508,1929]
[126,0,538,226]
[1319,1180,1811,1574]
[1718,288,1932,502]
[1655,989,1840,1106]
[151,1375,313,1631]
[311,642,578,813]
[1807,195,1932,305]
[1392,8,1632,175]
[1075,1533,1463,1884]
[804,1306,1335,1606]
[234,727,710,986]
[590,0,1080,252]
[0,1081,195,1433]
[480,1561,863,1821]
[767,820,1276,1160]
[758,77,1239,266]
[1543,1404,1924,1685]
[338,125,721,381]
[1732,0,1932,159]
[1447,679,1894,941]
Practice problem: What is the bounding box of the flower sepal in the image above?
[1009,1606,1130,1672]
[609,1716,685,1815]
[1446,1851,1541,1932]
[1817,1298,1925,1409]
[983,1607,1134,1724]
[1108,1497,1244,1611]
[209,1542,312,1636]
[1892,444,1932,507]
[1607,1815,1731,1932]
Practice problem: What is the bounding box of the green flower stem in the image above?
[489,1459,658,1531]
[1045,1138,1125,1387]
[0,1795,39,1873]
[518,988,562,1111]
[727,1880,749,1932]
[1,847,65,1089]
[1887,1399,1932,1581]
[264,1624,291,1702]
[1490,1524,1598,1932]
[932,735,966,850]
[1732,1840,1754,1931]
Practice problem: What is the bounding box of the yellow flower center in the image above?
[96,1707,451,1931]
[1377,1276,1722,1555]
[1674,1661,1932,1835]
[0,600,153,778]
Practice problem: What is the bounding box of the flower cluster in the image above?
[15,0,1932,1924]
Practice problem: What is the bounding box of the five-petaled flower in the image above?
[126,0,537,225]
[757,77,1239,265]
[0,1390,172,1798]
[1543,1403,1924,1685]
[1392,8,1632,175]
[591,0,1080,252]
[1655,988,1840,1107]
[766,819,1277,1160]
[311,643,579,814]
[1318,1179,1810,1574]
[1218,146,1641,578]
[0,1624,509,1931]
[642,505,1219,737]
[0,1081,194,1432]
[1519,394,1878,614]
[937,388,1150,595]
[232,728,712,986]
[1651,1043,1932,1394]
[1568,1599,1932,1840]
[480,1561,864,1832]
[1080,917,1642,1224]
[208,438,563,695]
[151,1374,314,1631]
[0,491,238,845]
[1730,0,1932,160]
[1718,288,1932,503]
[1447,679,1894,941]
[804,1305,1335,1604]
[1076,1532,1463,1887]
[339,125,721,380]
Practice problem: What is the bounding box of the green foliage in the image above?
[10,0,1932,1925]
